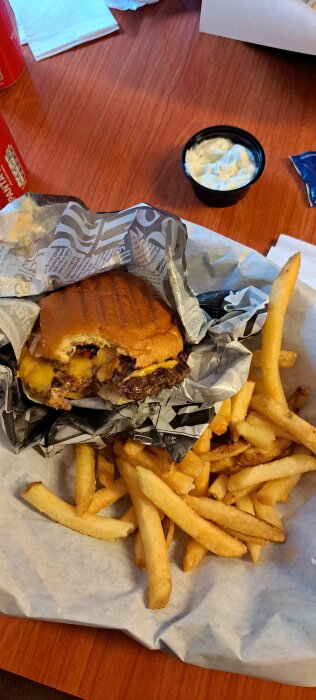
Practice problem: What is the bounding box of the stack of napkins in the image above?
[268,234,316,290]
[10,0,119,61]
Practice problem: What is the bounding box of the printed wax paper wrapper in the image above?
[0,194,267,461]
[1,217,316,687]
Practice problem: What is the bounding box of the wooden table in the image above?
[1,1,316,698]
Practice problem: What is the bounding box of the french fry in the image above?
[120,505,138,529]
[123,438,145,458]
[162,517,175,549]
[184,495,284,542]
[97,450,115,487]
[192,426,212,455]
[183,540,207,572]
[251,349,297,369]
[208,473,229,500]
[256,475,301,506]
[210,399,231,436]
[260,253,300,405]
[134,531,146,568]
[201,440,248,462]
[223,484,264,505]
[236,438,292,468]
[88,477,128,514]
[236,494,262,561]
[192,459,211,496]
[118,458,172,610]
[230,381,255,441]
[236,418,275,450]
[136,467,246,557]
[115,444,193,494]
[209,456,236,473]
[75,444,96,516]
[251,493,283,529]
[288,386,310,413]
[179,450,204,478]
[223,528,268,546]
[250,393,316,454]
[228,454,316,492]
[245,411,293,441]
[22,482,133,540]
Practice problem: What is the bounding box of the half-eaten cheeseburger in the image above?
[18,270,190,410]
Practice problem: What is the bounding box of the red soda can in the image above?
[0,113,27,208]
[0,0,25,90]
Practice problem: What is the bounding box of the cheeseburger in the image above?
[18,270,190,410]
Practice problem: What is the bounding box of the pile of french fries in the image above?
[22,252,316,609]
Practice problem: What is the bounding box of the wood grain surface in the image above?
[0,1,316,698]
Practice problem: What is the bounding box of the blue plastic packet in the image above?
[289,151,316,207]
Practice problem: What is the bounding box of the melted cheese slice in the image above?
[18,348,178,395]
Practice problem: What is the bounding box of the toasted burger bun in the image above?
[18,271,190,410]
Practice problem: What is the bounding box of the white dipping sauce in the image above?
[185,137,257,191]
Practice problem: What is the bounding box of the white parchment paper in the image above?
[200,0,316,56]
[0,220,316,686]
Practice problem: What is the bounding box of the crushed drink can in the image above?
[0,0,25,90]
[0,113,27,208]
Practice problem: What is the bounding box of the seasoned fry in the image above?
[236,438,292,468]
[228,454,316,492]
[250,393,316,454]
[184,495,284,542]
[22,482,133,540]
[75,444,96,516]
[97,450,115,488]
[201,440,248,462]
[88,477,128,514]
[230,381,255,441]
[288,386,310,413]
[251,349,297,369]
[209,456,236,473]
[208,473,229,500]
[136,467,246,557]
[260,253,300,405]
[118,458,172,609]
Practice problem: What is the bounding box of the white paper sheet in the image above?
[1,221,316,686]
[268,234,316,291]
[200,0,316,56]
[10,0,119,61]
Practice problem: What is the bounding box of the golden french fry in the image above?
[256,475,301,505]
[223,528,267,546]
[118,458,172,610]
[236,419,275,450]
[184,495,284,542]
[251,349,297,369]
[134,531,146,569]
[75,444,96,516]
[251,493,282,529]
[288,386,310,413]
[192,459,211,496]
[22,482,133,540]
[236,438,292,468]
[230,381,255,442]
[228,454,316,493]
[136,467,246,557]
[163,468,194,495]
[260,253,300,405]
[120,505,138,529]
[179,450,204,478]
[97,450,115,487]
[246,411,293,441]
[162,517,175,549]
[115,443,192,494]
[192,427,212,455]
[209,414,228,436]
[88,477,128,514]
[250,393,316,454]
[208,473,229,500]
[123,438,145,458]
[236,494,261,561]
[201,440,249,462]
[223,483,264,505]
[209,456,236,473]
[183,539,207,572]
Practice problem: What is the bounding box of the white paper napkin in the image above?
[10,0,119,61]
[268,234,316,290]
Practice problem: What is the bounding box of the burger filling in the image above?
[18,343,190,410]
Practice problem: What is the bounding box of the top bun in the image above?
[35,271,184,367]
